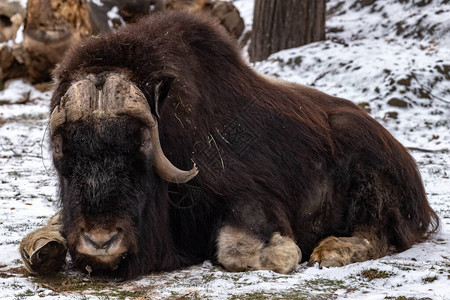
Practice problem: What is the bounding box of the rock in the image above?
[350,0,377,10]
[387,98,408,108]
[397,76,412,87]
[357,102,371,113]
[385,111,398,119]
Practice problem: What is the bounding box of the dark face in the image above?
[52,117,158,273]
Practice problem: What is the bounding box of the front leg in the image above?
[20,212,67,275]
[216,225,301,274]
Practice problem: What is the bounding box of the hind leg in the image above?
[308,226,389,267]
[216,225,301,274]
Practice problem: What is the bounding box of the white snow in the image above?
[107,6,125,28]
[89,0,104,7]
[14,24,24,44]
[232,0,254,30]
[0,79,49,107]
[7,0,28,10]
[1,0,449,299]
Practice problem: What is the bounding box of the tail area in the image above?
[390,154,440,250]
[374,135,440,251]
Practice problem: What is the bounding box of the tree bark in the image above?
[249,0,326,62]
[23,0,102,82]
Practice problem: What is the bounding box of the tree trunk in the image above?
[23,0,102,82]
[249,0,326,62]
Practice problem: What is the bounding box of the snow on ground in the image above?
[1,0,449,299]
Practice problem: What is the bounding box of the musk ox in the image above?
[20,12,439,279]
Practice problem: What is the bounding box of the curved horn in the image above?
[146,121,199,184]
[50,104,66,136]
[113,78,198,184]
[50,79,97,135]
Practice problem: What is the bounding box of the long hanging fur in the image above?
[50,12,439,278]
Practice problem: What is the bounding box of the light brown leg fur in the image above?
[308,226,389,268]
[20,212,67,274]
[216,225,301,274]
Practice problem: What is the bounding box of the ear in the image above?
[153,75,174,119]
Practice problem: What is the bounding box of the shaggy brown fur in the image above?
[24,11,439,278]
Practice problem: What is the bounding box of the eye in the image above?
[52,135,63,156]
[141,139,151,150]
[54,144,62,154]
[140,128,152,153]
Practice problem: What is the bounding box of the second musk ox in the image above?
[20,12,439,279]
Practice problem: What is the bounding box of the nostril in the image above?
[84,233,101,249]
[83,231,119,250]
[102,232,119,249]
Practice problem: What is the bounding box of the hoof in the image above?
[21,238,67,275]
[20,213,67,275]
[308,235,373,268]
